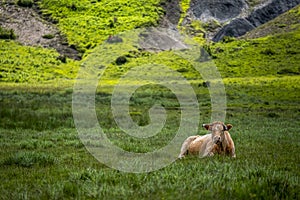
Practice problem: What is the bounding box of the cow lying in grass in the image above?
[178,121,236,159]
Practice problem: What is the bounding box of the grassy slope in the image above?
[0,1,300,199]
[0,40,79,83]
[39,0,164,54]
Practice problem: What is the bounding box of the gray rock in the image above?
[213,0,300,41]
[188,0,247,22]
[247,0,300,27]
[139,28,188,52]
[212,18,255,42]
[159,0,181,28]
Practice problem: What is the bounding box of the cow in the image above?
[178,121,236,159]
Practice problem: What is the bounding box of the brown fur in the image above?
[178,121,236,159]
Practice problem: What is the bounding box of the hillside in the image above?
[0,0,299,85]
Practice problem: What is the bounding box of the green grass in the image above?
[210,29,300,78]
[0,90,299,199]
[38,0,164,54]
[0,40,79,83]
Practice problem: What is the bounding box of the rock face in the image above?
[183,0,300,41]
[212,0,300,41]
[159,0,181,28]
[247,0,300,27]
[213,18,255,40]
[188,0,248,22]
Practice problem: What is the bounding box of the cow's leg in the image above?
[225,133,236,158]
[201,144,214,158]
[199,149,212,158]
[231,147,236,158]
[178,136,199,159]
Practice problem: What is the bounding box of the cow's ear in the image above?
[226,124,233,131]
[202,124,210,130]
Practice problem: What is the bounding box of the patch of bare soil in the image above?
[0,3,81,60]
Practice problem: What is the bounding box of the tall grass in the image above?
[0,87,299,199]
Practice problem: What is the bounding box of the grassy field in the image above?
[0,1,300,199]
[0,87,299,199]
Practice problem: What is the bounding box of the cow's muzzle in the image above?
[213,136,221,144]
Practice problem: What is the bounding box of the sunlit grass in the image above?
[39,0,164,54]
[0,40,80,83]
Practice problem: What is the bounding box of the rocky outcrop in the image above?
[247,0,300,27]
[212,0,300,41]
[0,3,81,60]
[159,0,181,28]
[187,0,248,22]
[213,18,255,40]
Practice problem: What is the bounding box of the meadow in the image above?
[0,1,300,199]
[0,83,299,199]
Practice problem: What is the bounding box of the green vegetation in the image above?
[0,0,299,199]
[0,89,299,199]
[16,0,33,7]
[211,29,300,78]
[0,40,79,83]
[0,26,16,40]
[179,0,191,25]
[42,33,55,39]
[39,0,164,54]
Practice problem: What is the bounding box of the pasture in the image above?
[0,79,299,199]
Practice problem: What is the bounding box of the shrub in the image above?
[42,34,55,39]
[115,56,127,65]
[260,48,276,55]
[222,36,236,43]
[0,27,16,40]
[277,68,299,75]
[57,55,67,63]
[17,0,34,7]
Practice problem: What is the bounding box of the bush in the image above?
[42,34,55,39]
[222,36,236,43]
[0,27,16,40]
[277,68,299,75]
[17,0,34,7]
[260,48,276,55]
[115,56,127,65]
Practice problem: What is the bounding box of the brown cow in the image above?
[178,121,236,159]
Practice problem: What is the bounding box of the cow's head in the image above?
[202,121,233,144]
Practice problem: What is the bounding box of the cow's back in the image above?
[188,134,211,155]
